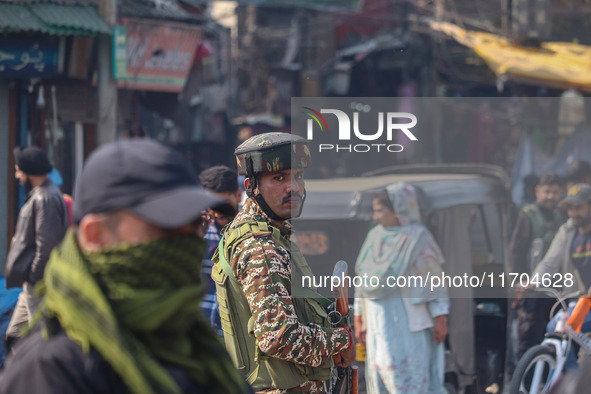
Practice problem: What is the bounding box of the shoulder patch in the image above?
[253,230,272,238]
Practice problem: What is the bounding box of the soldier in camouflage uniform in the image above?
[212,132,355,393]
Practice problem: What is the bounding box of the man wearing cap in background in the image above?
[532,184,591,370]
[0,140,251,394]
[199,165,242,336]
[4,146,69,351]
[212,132,354,393]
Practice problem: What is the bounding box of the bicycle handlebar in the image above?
[517,287,583,321]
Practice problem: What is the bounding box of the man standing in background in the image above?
[199,165,242,336]
[510,172,566,276]
[508,172,566,367]
[5,146,69,351]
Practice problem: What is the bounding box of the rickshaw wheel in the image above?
[509,345,556,394]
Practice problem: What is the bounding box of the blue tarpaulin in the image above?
[0,278,21,366]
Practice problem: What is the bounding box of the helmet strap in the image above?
[245,157,257,198]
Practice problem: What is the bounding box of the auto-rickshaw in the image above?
[292,163,514,394]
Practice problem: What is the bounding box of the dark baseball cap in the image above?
[560,183,591,206]
[73,139,229,228]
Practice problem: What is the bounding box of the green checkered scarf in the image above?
[37,231,246,394]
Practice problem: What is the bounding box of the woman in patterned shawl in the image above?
[354,182,449,393]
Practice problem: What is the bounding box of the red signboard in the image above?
[114,18,200,92]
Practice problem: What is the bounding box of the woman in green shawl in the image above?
[354,182,449,393]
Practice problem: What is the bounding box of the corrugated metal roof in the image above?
[0,3,47,33]
[0,2,109,35]
[31,4,110,34]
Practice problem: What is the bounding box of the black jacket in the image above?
[0,319,223,393]
[5,180,69,288]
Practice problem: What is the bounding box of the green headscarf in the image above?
[36,230,247,394]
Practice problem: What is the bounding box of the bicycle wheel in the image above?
[509,345,557,394]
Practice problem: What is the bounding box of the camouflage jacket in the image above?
[228,199,350,393]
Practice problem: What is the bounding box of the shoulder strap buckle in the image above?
[217,236,239,284]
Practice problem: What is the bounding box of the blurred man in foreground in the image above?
[0,139,250,394]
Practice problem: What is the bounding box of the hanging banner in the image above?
[114,18,201,92]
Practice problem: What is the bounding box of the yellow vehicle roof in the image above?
[430,21,591,92]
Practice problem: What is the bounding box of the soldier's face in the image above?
[256,169,305,219]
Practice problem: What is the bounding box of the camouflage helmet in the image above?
[234,132,312,177]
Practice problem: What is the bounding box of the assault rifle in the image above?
[331,260,358,394]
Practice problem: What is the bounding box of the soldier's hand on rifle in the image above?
[354,315,366,347]
[433,315,448,344]
[333,339,356,368]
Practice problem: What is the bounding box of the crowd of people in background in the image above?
[507,160,591,390]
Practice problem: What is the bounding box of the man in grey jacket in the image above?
[5,146,69,350]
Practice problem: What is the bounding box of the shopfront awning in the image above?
[0,2,110,35]
[430,21,591,92]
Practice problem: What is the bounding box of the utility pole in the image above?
[501,0,510,36]
[97,0,118,145]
